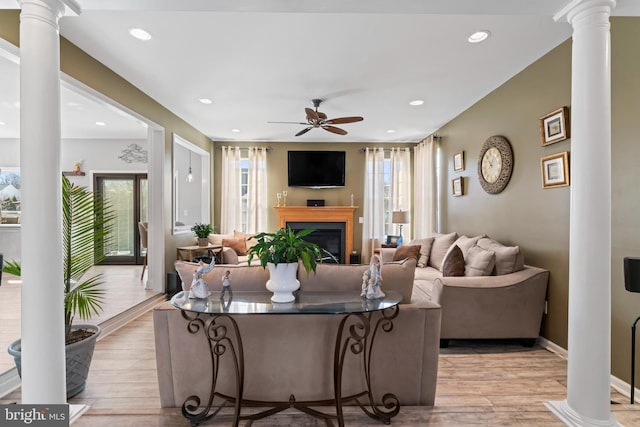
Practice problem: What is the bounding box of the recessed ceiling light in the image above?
[231,129,240,133]
[95,121,106,126]
[387,129,396,133]
[409,100,424,106]
[468,30,491,44]
[129,28,152,41]
[198,98,213,105]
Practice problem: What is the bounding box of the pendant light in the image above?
[187,151,193,183]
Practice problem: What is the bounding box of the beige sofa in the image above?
[154,257,442,410]
[380,232,549,345]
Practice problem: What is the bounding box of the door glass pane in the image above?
[139,178,148,257]
[103,179,134,257]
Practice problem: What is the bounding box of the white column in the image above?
[547,0,618,426]
[19,0,69,403]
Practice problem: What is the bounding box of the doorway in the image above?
[95,173,148,265]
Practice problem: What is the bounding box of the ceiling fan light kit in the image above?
[270,98,363,136]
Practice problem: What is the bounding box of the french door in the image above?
[94,173,148,265]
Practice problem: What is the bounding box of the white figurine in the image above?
[189,258,215,299]
[220,270,232,298]
[362,254,385,299]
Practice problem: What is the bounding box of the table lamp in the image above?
[392,210,410,246]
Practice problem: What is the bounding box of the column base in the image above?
[546,400,620,427]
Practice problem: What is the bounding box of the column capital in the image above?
[19,0,80,20]
[554,0,616,24]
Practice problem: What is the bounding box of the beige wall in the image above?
[212,141,415,255]
[0,10,212,275]
[436,17,640,385]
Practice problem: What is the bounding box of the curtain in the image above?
[361,148,385,263]
[390,147,412,241]
[221,146,268,234]
[220,146,242,234]
[413,135,439,237]
[245,147,268,233]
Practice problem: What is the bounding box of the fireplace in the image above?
[286,222,346,264]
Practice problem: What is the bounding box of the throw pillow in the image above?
[392,245,421,262]
[428,232,458,271]
[452,234,485,257]
[234,230,257,251]
[408,237,435,267]
[441,245,465,277]
[222,237,247,256]
[464,245,496,277]
[477,238,522,275]
[208,233,234,246]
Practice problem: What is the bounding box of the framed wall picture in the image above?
[541,151,570,188]
[539,106,570,146]
[452,177,463,196]
[453,150,465,172]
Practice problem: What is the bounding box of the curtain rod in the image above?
[358,147,412,153]
[218,146,272,152]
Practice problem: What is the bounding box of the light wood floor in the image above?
[2,268,640,425]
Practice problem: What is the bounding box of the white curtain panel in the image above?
[220,146,242,234]
[245,147,268,233]
[390,147,412,241]
[362,148,386,263]
[413,136,439,238]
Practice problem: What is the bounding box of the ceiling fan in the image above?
[269,99,364,136]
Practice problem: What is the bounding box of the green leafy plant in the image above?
[2,175,115,340]
[247,227,322,273]
[191,223,213,238]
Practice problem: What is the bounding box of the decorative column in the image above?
[19,0,79,404]
[547,1,618,426]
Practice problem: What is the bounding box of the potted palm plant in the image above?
[3,175,115,398]
[247,227,321,303]
[191,222,213,247]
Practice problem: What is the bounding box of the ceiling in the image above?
[2,1,640,142]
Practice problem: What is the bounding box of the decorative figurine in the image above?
[362,254,385,300]
[189,257,215,299]
[220,269,232,298]
[74,161,82,174]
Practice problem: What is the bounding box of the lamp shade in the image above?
[392,210,409,224]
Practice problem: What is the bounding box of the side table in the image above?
[176,244,222,262]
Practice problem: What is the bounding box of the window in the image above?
[383,153,392,236]
[0,168,21,225]
[240,152,249,232]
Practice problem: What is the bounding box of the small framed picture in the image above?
[453,150,465,172]
[386,235,400,246]
[540,106,570,146]
[541,152,570,188]
[452,177,463,196]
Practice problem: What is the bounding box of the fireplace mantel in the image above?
[275,206,358,263]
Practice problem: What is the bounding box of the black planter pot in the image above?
[7,324,101,398]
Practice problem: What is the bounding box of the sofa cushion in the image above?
[223,238,247,256]
[408,237,435,267]
[392,245,421,262]
[441,245,465,277]
[452,235,484,257]
[477,238,523,275]
[428,232,457,271]
[464,245,496,277]
[208,233,233,246]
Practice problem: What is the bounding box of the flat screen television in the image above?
[288,151,346,188]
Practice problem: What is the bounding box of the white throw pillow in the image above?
[428,232,458,271]
[464,245,496,277]
[408,237,435,268]
[477,238,522,275]
[452,235,485,257]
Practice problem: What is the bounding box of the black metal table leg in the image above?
[632,315,640,404]
[179,311,244,426]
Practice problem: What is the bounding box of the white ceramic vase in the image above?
[266,262,299,303]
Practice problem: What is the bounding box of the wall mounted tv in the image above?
[288,151,346,188]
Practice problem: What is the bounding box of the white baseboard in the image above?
[0,368,21,400]
[537,336,639,404]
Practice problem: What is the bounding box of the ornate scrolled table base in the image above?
[172,291,401,427]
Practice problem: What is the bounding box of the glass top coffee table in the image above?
[171,290,402,427]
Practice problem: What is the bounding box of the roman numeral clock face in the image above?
[477,135,514,194]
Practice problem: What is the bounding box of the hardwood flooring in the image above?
[2,267,640,425]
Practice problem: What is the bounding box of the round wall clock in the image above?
[477,135,514,194]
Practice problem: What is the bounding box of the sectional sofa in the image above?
[153,257,442,411]
[380,232,550,345]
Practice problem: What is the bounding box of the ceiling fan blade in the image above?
[295,126,313,136]
[324,116,364,125]
[317,111,328,120]
[305,107,319,122]
[268,121,309,125]
[322,125,348,135]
